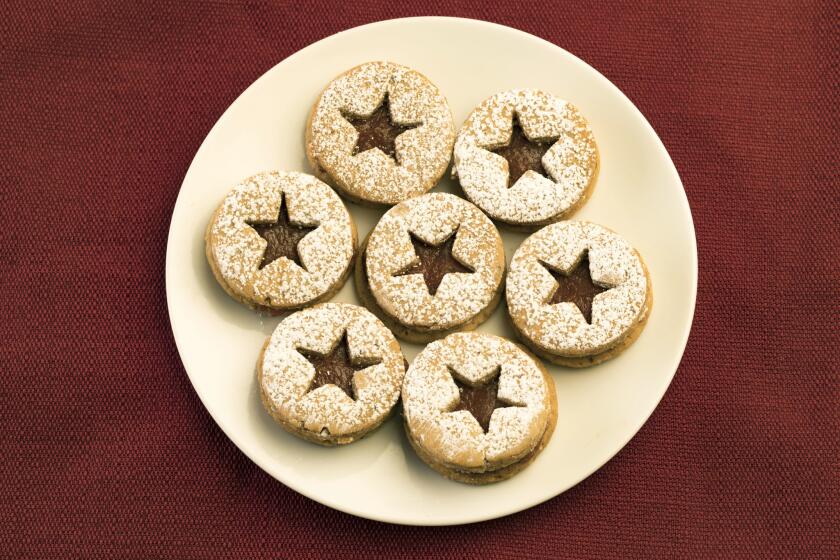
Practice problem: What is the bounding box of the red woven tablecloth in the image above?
[2,2,837,558]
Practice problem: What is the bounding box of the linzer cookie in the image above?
[257,302,406,445]
[452,89,598,229]
[506,221,652,367]
[355,193,505,342]
[402,332,557,484]
[306,61,456,206]
[205,171,356,312]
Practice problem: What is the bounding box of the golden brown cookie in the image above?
[402,332,557,484]
[306,61,455,206]
[506,221,652,367]
[257,303,406,445]
[205,171,356,312]
[354,193,505,343]
[452,89,598,230]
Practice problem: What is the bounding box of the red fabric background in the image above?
[1,1,837,558]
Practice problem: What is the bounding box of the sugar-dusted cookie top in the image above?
[403,332,552,471]
[307,61,455,205]
[258,303,405,443]
[364,193,504,332]
[453,89,598,227]
[507,221,648,356]
[206,171,356,310]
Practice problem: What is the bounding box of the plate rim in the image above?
[165,16,698,525]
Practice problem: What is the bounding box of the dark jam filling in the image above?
[246,194,318,270]
[542,253,610,324]
[298,332,381,400]
[491,119,554,186]
[343,94,420,163]
[450,368,522,433]
[392,231,474,296]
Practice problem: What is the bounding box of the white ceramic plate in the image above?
[166,17,697,525]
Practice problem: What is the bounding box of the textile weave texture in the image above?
[1,1,837,558]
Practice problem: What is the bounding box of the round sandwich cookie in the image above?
[506,221,652,367]
[402,332,557,484]
[305,61,456,206]
[355,193,505,343]
[205,171,356,313]
[257,302,407,446]
[452,89,598,230]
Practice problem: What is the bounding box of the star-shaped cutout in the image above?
[246,194,319,270]
[342,93,421,163]
[491,114,558,187]
[392,228,475,296]
[297,332,381,400]
[541,250,613,324]
[449,367,523,433]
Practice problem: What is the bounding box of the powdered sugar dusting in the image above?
[308,61,455,205]
[259,303,405,440]
[207,171,355,309]
[365,193,505,330]
[506,221,648,356]
[403,333,550,470]
[452,89,598,225]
